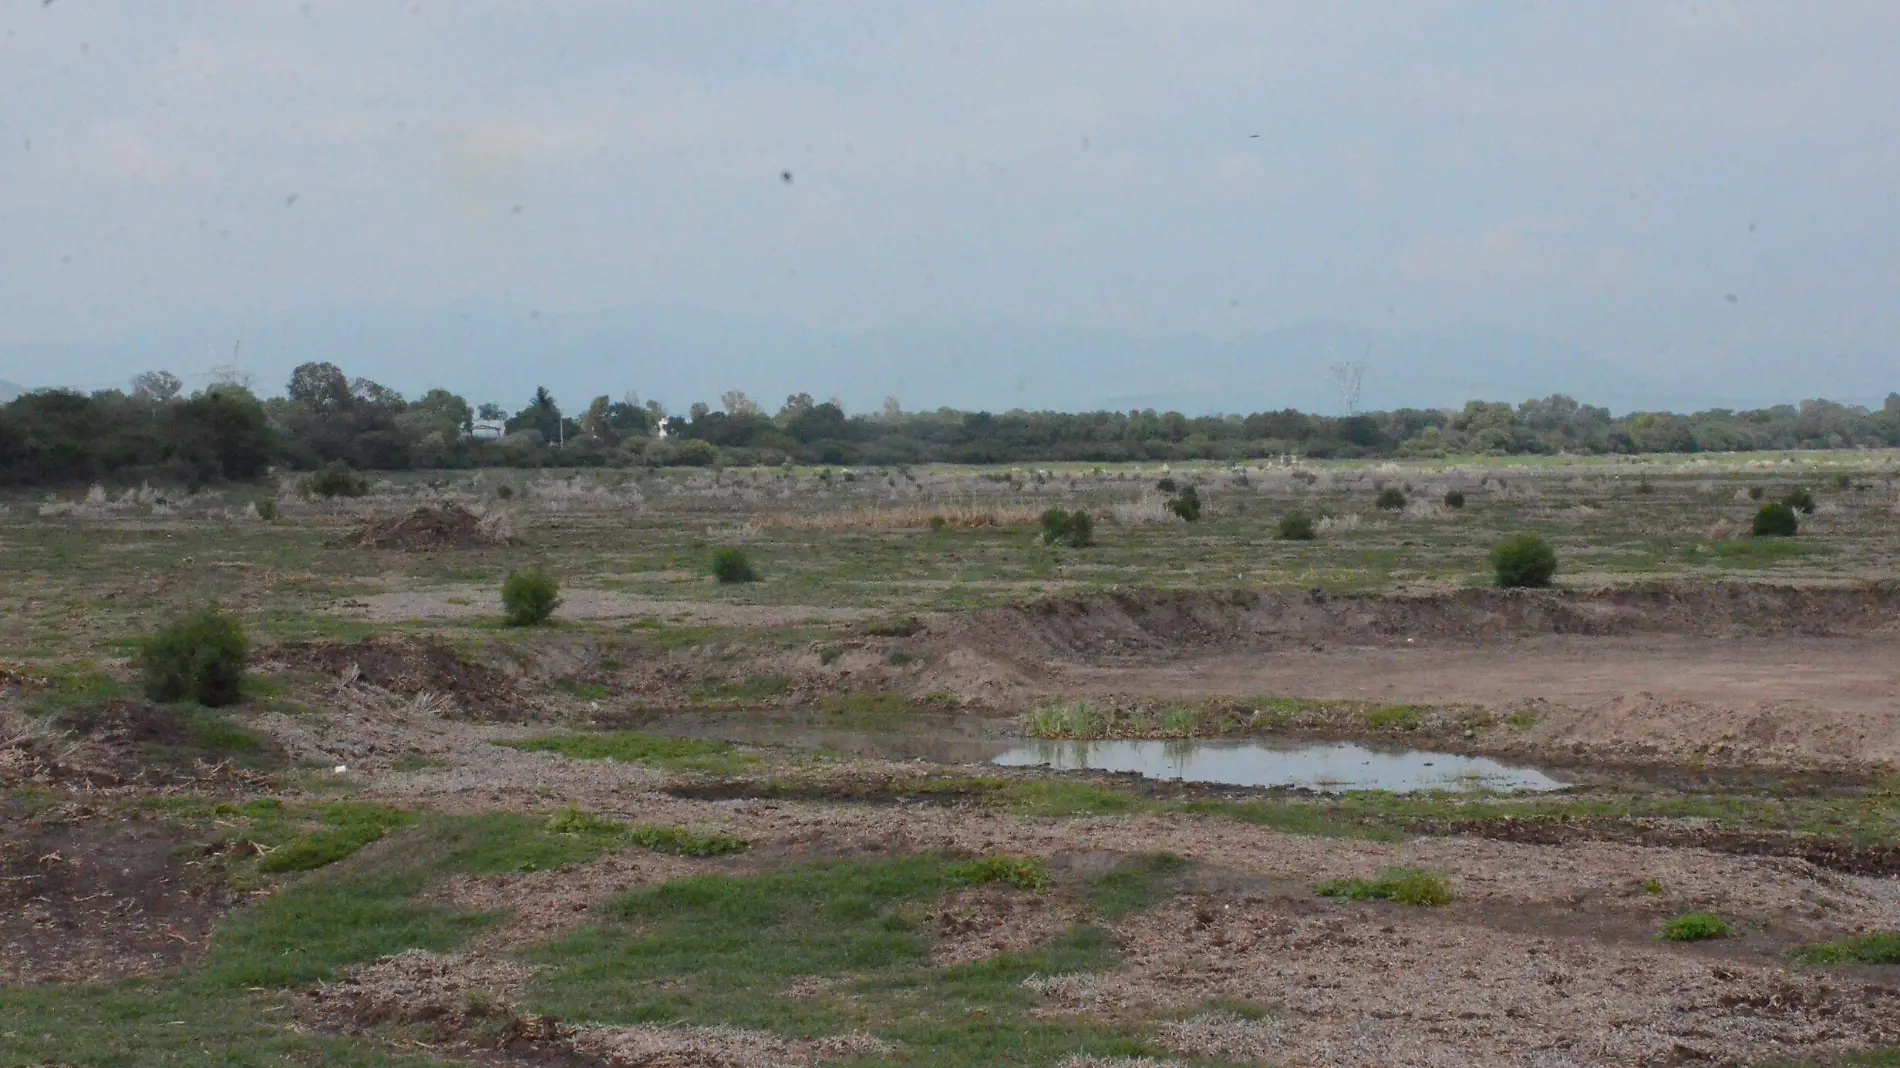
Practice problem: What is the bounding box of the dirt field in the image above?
[2,453,1898,1067]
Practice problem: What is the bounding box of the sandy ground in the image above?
[1039,635,1900,769]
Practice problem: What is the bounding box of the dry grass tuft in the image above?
[759,501,1044,532]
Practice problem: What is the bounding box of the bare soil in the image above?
[264,637,534,720]
[0,808,236,984]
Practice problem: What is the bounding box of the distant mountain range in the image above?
[0,303,1888,416]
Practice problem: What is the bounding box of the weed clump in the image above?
[1442,489,1465,509]
[1040,507,1094,547]
[1317,868,1452,907]
[954,856,1051,892]
[1491,534,1557,588]
[1791,931,1900,966]
[1783,487,1817,514]
[1747,485,1764,500]
[254,499,278,521]
[1752,502,1799,538]
[1277,511,1317,541]
[501,568,561,627]
[1167,484,1203,522]
[305,460,368,498]
[628,825,750,857]
[1375,487,1407,510]
[712,546,760,583]
[138,608,249,707]
[1659,911,1730,942]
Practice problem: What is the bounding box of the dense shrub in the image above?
[1747,485,1764,500]
[305,460,368,498]
[1167,484,1202,522]
[138,608,249,707]
[1442,489,1465,509]
[496,484,515,499]
[1491,534,1557,588]
[501,569,561,626]
[712,546,759,583]
[1752,502,1798,537]
[1277,511,1317,541]
[1155,476,1177,493]
[1040,507,1094,548]
[1374,487,1407,510]
[254,499,278,521]
[1782,487,1816,514]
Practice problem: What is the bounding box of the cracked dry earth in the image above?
[346,751,1900,1068]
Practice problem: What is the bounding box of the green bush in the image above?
[1782,487,1816,514]
[1752,502,1798,537]
[1659,911,1730,942]
[1442,490,1465,509]
[496,484,515,500]
[501,569,561,626]
[138,608,249,707]
[1155,476,1177,493]
[1830,472,1852,490]
[1040,507,1094,547]
[1747,485,1764,500]
[253,499,278,522]
[1791,931,1900,965]
[1277,511,1317,541]
[711,547,759,583]
[1491,534,1557,588]
[304,460,367,499]
[1375,487,1407,510]
[1167,485,1203,522]
[1317,867,1452,907]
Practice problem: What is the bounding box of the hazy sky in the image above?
[3,1,1898,394]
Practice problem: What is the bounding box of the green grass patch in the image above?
[1790,932,1900,966]
[1086,853,1193,919]
[1659,911,1731,942]
[524,856,1150,1066]
[500,730,754,774]
[0,812,618,1068]
[1316,867,1454,907]
[256,803,416,874]
[1365,704,1425,731]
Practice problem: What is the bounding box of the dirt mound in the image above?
[333,503,514,551]
[946,582,1900,662]
[266,637,530,720]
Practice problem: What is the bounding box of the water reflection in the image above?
[992,738,1565,794]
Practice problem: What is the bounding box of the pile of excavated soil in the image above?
[265,637,530,720]
[332,503,514,551]
[940,583,1900,662]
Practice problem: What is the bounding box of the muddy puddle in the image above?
[992,738,1569,793]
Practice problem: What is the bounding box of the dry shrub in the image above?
[1316,513,1361,536]
[335,503,515,550]
[1108,495,1182,526]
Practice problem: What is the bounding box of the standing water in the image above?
[992,738,1566,793]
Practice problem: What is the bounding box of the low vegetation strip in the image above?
[501,730,754,774]
[1791,932,1900,966]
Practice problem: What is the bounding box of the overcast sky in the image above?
[3,1,1898,399]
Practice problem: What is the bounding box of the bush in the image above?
[305,460,367,498]
[1167,485,1202,522]
[1316,867,1452,907]
[1491,534,1557,588]
[496,484,515,500]
[1375,487,1407,510]
[1747,485,1764,500]
[1752,502,1798,538]
[254,499,278,522]
[1442,490,1465,509]
[1830,472,1852,490]
[138,608,249,707]
[1659,911,1730,942]
[1155,476,1177,493]
[712,547,759,584]
[1277,511,1317,541]
[1040,507,1094,548]
[1782,487,1816,514]
[501,569,561,626]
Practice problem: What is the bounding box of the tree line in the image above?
[3,360,1898,487]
